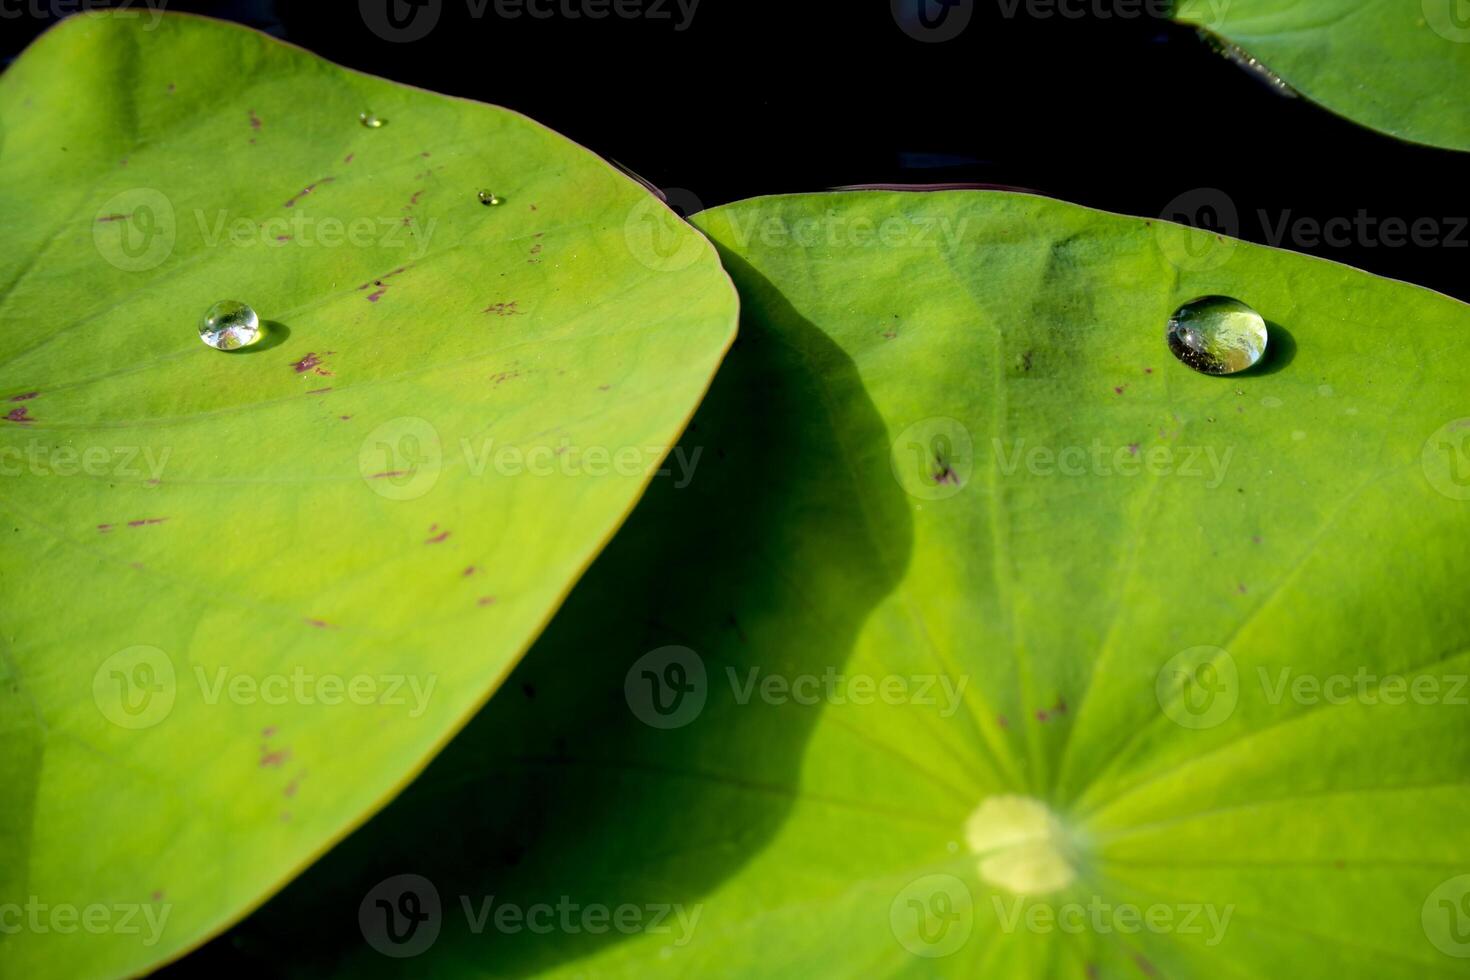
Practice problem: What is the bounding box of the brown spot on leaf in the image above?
[126,518,167,527]
[482,301,523,316]
[10,392,37,401]
[477,595,497,607]
[248,109,262,131]
[260,748,290,768]
[283,177,335,208]
[6,407,32,423]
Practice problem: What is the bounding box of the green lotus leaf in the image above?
[1176,0,1470,152]
[0,12,736,978]
[195,190,1470,978]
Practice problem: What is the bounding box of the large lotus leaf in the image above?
[1176,0,1470,152]
[182,190,1470,978]
[0,12,736,978]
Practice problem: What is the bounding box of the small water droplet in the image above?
[1167,296,1268,376]
[359,111,385,129]
[199,300,260,351]
[478,190,502,206]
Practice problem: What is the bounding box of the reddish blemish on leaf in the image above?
[597,384,611,391]
[275,235,292,242]
[126,518,167,527]
[97,524,113,533]
[283,776,301,798]
[307,387,332,395]
[997,714,1009,728]
[1133,953,1159,977]
[1144,367,1154,374]
[151,890,165,902]
[1114,384,1127,395]
[262,726,277,737]
[491,370,522,386]
[339,415,352,421]
[1127,442,1140,455]
[283,177,335,208]
[1237,583,1248,594]
[409,190,423,206]
[10,392,37,401]
[304,618,338,629]
[933,465,958,485]
[477,596,496,607]
[482,301,523,316]
[463,566,478,576]
[248,109,261,131]
[259,748,291,768]
[1035,710,1049,722]
[369,470,407,479]
[291,352,335,376]
[367,289,386,302]
[6,407,32,423]
[96,213,129,222]
[343,153,354,164]
[1053,698,1067,713]
[426,529,451,544]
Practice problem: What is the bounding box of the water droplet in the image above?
[477,190,502,206]
[359,111,385,129]
[1167,296,1268,376]
[199,300,260,351]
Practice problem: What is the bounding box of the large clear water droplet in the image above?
[1167,296,1267,376]
[359,111,385,128]
[477,189,502,206]
[199,300,261,351]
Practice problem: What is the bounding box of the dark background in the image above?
[4,0,1466,301]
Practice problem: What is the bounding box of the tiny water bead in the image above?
[199,301,261,351]
[1166,296,1268,376]
[477,190,502,206]
[358,111,385,128]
